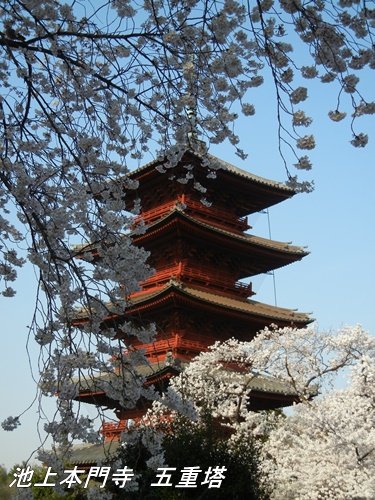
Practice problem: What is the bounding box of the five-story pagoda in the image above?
[73,149,311,452]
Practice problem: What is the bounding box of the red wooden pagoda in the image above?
[73,149,311,454]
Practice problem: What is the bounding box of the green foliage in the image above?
[110,411,270,499]
[30,466,87,499]
[0,465,14,500]
[7,462,87,499]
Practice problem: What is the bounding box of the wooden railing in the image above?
[136,334,212,359]
[101,420,127,439]
[184,196,250,232]
[135,195,250,232]
[141,262,253,297]
[143,338,177,356]
[136,201,177,225]
[141,264,181,288]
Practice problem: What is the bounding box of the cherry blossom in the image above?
[0,0,374,471]
[146,325,375,499]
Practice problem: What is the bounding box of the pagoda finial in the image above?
[185,54,206,154]
[186,104,198,141]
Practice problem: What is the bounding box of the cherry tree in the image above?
[262,361,375,499]
[1,0,374,465]
[157,324,375,498]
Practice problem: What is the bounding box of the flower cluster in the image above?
[147,325,375,499]
[328,109,347,122]
[293,155,312,170]
[292,110,313,127]
[1,0,374,468]
[1,415,20,431]
[351,132,369,147]
[296,135,316,150]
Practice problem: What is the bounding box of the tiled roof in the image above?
[74,279,312,324]
[75,359,184,392]
[72,205,308,260]
[68,440,120,465]
[142,207,308,257]
[206,153,292,191]
[70,363,315,466]
[187,286,309,322]
[128,149,293,192]
[128,280,311,324]
[70,360,298,465]
[75,357,301,402]
[72,207,308,263]
[75,279,311,323]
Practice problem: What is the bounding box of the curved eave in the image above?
[135,208,309,275]
[129,150,292,191]
[69,441,120,467]
[126,281,312,327]
[74,359,305,412]
[126,150,295,214]
[75,390,120,409]
[74,361,303,418]
[74,208,308,272]
[207,153,292,191]
[74,364,181,407]
[140,207,307,255]
[74,280,312,327]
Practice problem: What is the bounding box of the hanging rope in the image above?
[266,208,278,307]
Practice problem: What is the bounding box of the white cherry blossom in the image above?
[0,0,374,468]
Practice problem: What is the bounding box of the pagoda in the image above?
[73,149,311,453]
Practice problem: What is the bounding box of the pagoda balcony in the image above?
[101,420,127,439]
[135,200,177,225]
[141,335,209,358]
[128,332,215,363]
[140,262,254,298]
[135,197,250,233]
[183,196,250,233]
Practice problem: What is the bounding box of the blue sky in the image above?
[1,57,374,472]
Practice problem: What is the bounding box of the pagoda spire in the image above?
[185,54,206,153]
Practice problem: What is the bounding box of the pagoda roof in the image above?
[206,153,292,191]
[75,360,182,394]
[136,207,308,275]
[68,440,120,466]
[69,356,304,465]
[130,150,292,193]
[127,150,295,215]
[125,280,311,326]
[74,357,303,410]
[73,207,308,276]
[75,279,311,326]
